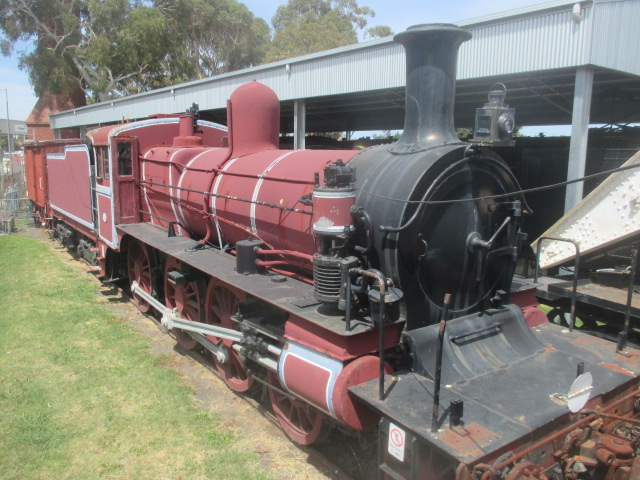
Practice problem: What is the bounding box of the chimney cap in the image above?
[393,23,471,45]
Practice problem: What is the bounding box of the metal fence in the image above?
[0,164,32,221]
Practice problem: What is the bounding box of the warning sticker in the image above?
[388,423,406,462]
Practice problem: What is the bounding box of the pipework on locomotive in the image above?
[24,24,640,480]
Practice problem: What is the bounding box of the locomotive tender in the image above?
[25,24,640,479]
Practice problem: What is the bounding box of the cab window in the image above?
[94,147,103,178]
[117,143,132,176]
[101,147,110,179]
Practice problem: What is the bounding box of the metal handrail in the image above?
[618,247,639,352]
[534,236,581,332]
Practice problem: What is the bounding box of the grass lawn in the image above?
[0,235,273,480]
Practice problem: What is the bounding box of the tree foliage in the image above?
[0,0,85,99]
[364,25,393,40]
[0,0,269,103]
[153,0,269,78]
[83,0,186,99]
[0,0,389,105]
[265,0,392,62]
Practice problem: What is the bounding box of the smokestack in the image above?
[390,24,471,154]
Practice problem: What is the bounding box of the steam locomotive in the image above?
[25,24,640,479]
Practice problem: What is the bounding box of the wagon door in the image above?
[34,148,47,208]
[94,144,117,248]
[111,138,140,225]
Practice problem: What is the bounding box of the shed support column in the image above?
[564,66,594,213]
[294,99,306,150]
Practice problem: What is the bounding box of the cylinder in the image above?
[312,187,356,236]
[278,343,387,431]
[278,341,342,416]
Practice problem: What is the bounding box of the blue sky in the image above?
[242,0,555,33]
[0,0,556,128]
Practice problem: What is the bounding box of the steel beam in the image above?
[564,66,594,213]
[293,99,306,150]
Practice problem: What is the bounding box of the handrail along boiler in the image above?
[24,23,640,480]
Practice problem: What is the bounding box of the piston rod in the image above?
[165,316,242,343]
[233,344,279,372]
[130,281,283,367]
[131,281,243,343]
[189,331,229,364]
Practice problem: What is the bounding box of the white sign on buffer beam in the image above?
[388,422,406,462]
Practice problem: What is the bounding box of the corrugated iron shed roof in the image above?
[50,0,640,132]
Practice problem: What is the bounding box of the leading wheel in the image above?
[127,240,153,313]
[267,371,330,445]
[164,257,201,350]
[204,279,253,392]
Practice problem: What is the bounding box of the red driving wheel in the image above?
[267,371,329,445]
[164,257,201,350]
[204,279,253,392]
[127,239,153,313]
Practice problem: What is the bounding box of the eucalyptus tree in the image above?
[0,0,269,103]
[265,0,392,62]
